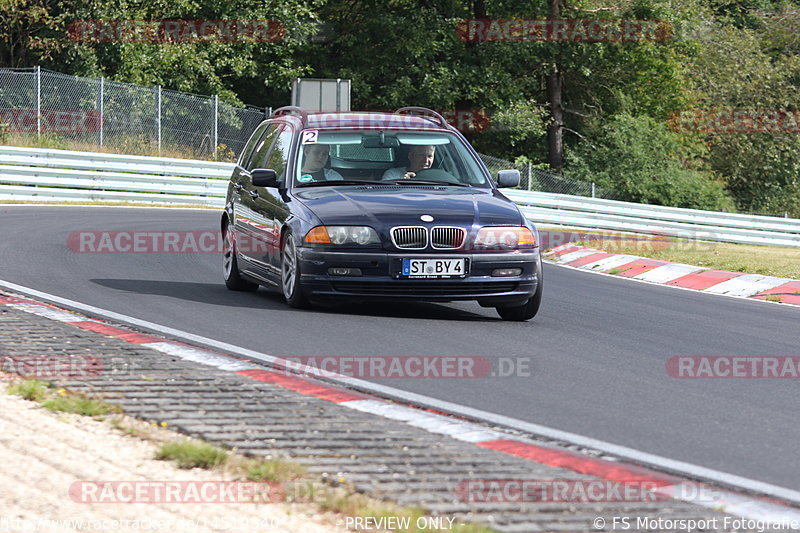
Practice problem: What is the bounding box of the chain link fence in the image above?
[0,67,270,160]
[479,153,624,200]
[0,66,630,200]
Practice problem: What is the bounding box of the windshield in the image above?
[294,130,490,187]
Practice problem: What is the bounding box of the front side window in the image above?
[294,130,490,187]
[263,126,294,184]
[247,124,278,171]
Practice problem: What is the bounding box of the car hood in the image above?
[293,186,524,228]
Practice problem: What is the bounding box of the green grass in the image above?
[559,236,800,279]
[244,458,307,482]
[2,133,234,161]
[155,440,229,469]
[7,378,48,401]
[41,393,120,416]
[6,378,121,417]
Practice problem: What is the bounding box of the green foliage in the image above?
[7,378,48,401]
[566,114,735,210]
[2,0,799,214]
[155,440,228,469]
[42,393,120,416]
[688,20,800,215]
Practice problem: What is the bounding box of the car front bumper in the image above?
[297,249,540,304]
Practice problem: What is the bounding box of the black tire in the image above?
[281,232,311,309]
[223,223,258,292]
[496,257,543,321]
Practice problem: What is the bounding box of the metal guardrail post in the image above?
[35,66,41,138]
[591,182,595,198]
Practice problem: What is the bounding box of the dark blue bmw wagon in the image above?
[221,107,543,320]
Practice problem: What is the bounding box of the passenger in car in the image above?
[382,145,435,180]
[300,144,344,181]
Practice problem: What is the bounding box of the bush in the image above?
[566,114,735,211]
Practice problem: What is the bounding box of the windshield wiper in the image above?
[297,180,389,187]
[382,179,469,187]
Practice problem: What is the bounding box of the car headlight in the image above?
[304,226,381,246]
[473,226,536,250]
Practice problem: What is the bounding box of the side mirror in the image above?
[496,169,520,188]
[251,168,278,188]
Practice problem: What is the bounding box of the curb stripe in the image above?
[545,245,800,309]
[667,270,742,290]
[703,274,794,297]
[7,303,87,322]
[614,258,668,278]
[477,439,681,486]
[72,321,165,343]
[557,249,602,264]
[580,254,640,272]
[236,369,365,403]
[753,281,800,305]
[633,263,704,283]
[563,252,611,267]
[145,342,257,371]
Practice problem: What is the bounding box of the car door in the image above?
[234,122,279,271]
[250,123,295,279]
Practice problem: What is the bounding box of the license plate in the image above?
[401,258,466,278]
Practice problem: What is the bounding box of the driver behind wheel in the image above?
[382,145,435,180]
[300,144,344,182]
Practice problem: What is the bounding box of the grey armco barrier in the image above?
[1,146,798,247]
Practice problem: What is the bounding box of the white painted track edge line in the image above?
[2,277,800,507]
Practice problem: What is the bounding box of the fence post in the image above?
[591,182,596,198]
[35,66,41,138]
[213,94,219,158]
[97,77,104,146]
[156,86,162,155]
[527,162,532,191]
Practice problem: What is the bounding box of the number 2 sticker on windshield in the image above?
[301,130,318,144]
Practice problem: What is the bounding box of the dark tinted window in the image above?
[263,126,294,183]
[238,122,268,168]
[248,124,279,171]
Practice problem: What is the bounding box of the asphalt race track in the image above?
[2,206,799,492]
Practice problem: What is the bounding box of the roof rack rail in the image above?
[395,107,450,129]
[271,106,308,126]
